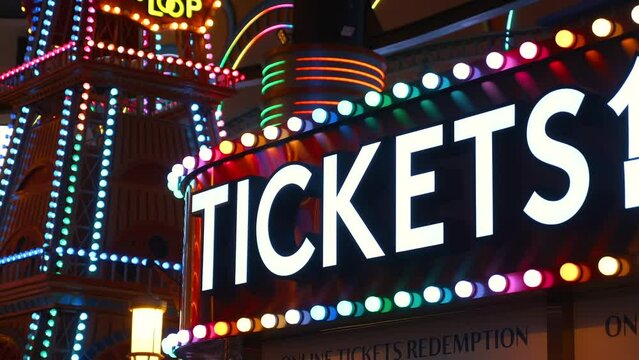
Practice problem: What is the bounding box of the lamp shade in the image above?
[129,297,167,360]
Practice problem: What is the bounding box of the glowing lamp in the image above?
[260,313,278,329]
[284,309,301,325]
[337,100,355,116]
[423,286,443,304]
[523,269,543,288]
[487,274,508,293]
[199,147,213,162]
[454,280,475,298]
[633,5,639,24]
[182,156,196,170]
[364,91,383,107]
[287,117,304,132]
[453,63,473,80]
[592,18,614,38]
[555,30,577,49]
[393,291,412,308]
[236,317,254,333]
[310,305,327,321]
[485,52,506,70]
[392,82,411,99]
[218,140,235,155]
[129,297,166,360]
[311,108,329,124]
[192,325,207,340]
[336,300,355,316]
[263,126,281,140]
[240,133,258,148]
[176,329,190,345]
[598,256,621,276]
[421,72,441,90]
[213,322,230,336]
[364,296,383,313]
[161,334,177,358]
[519,41,540,60]
[559,262,581,282]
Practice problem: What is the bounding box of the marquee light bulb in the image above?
[364,296,383,313]
[213,322,230,336]
[592,18,614,38]
[263,125,280,140]
[555,29,577,49]
[236,317,254,332]
[336,300,355,316]
[453,63,473,80]
[392,82,411,99]
[523,269,543,288]
[192,325,208,339]
[171,164,185,175]
[364,91,383,107]
[260,313,278,329]
[310,305,327,321]
[240,133,258,148]
[199,147,213,162]
[519,41,540,60]
[312,108,329,124]
[421,72,441,90]
[337,100,355,116]
[176,329,191,345]
[423,286,443,303]
[633,5,639,25]
[393,291,412,308]
[487,274,508,293]
[486,51,506,70]
[559,262,581,282]
[182,156,196,170]
[287,117,304,132]
[454,280,475,298]
[284,309,301,325]
[219,140,235,155]
[598,256,621,276]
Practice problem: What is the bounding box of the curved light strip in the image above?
[260,104,284,118]
[262,69,286,85]
[296,76,383,92]
[371,0,383,9]
[293,101,340,106]
[260,113,284,127]
[297,57,385,79]
[296,66,385,87]
[262,60,287,76]
[221,3,294,67]
[262,79,285,94]
[232,24,294,69]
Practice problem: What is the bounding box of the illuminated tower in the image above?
[0,0,236,358]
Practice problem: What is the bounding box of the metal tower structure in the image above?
[0,0,237,358]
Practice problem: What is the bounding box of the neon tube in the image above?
[296,66,385,87]
[262,60,286,76]
[296,76,383,92]
[232,24,293,69]
[262,79,285,94]
[297,57,385,79]
[293,101,340,106]
[261,104,284,118]
[221,4,294,67]
[262,70,286,85]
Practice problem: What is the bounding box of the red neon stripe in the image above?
[293,101,340,106]
[296,76,383,92]
[296,57,385,79]
[296,66,385,87]
[293,110,314,115]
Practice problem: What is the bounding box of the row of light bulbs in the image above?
[164,255,629,356]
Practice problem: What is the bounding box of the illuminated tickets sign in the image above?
[192,58,639,291]
[98,0,218,33]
